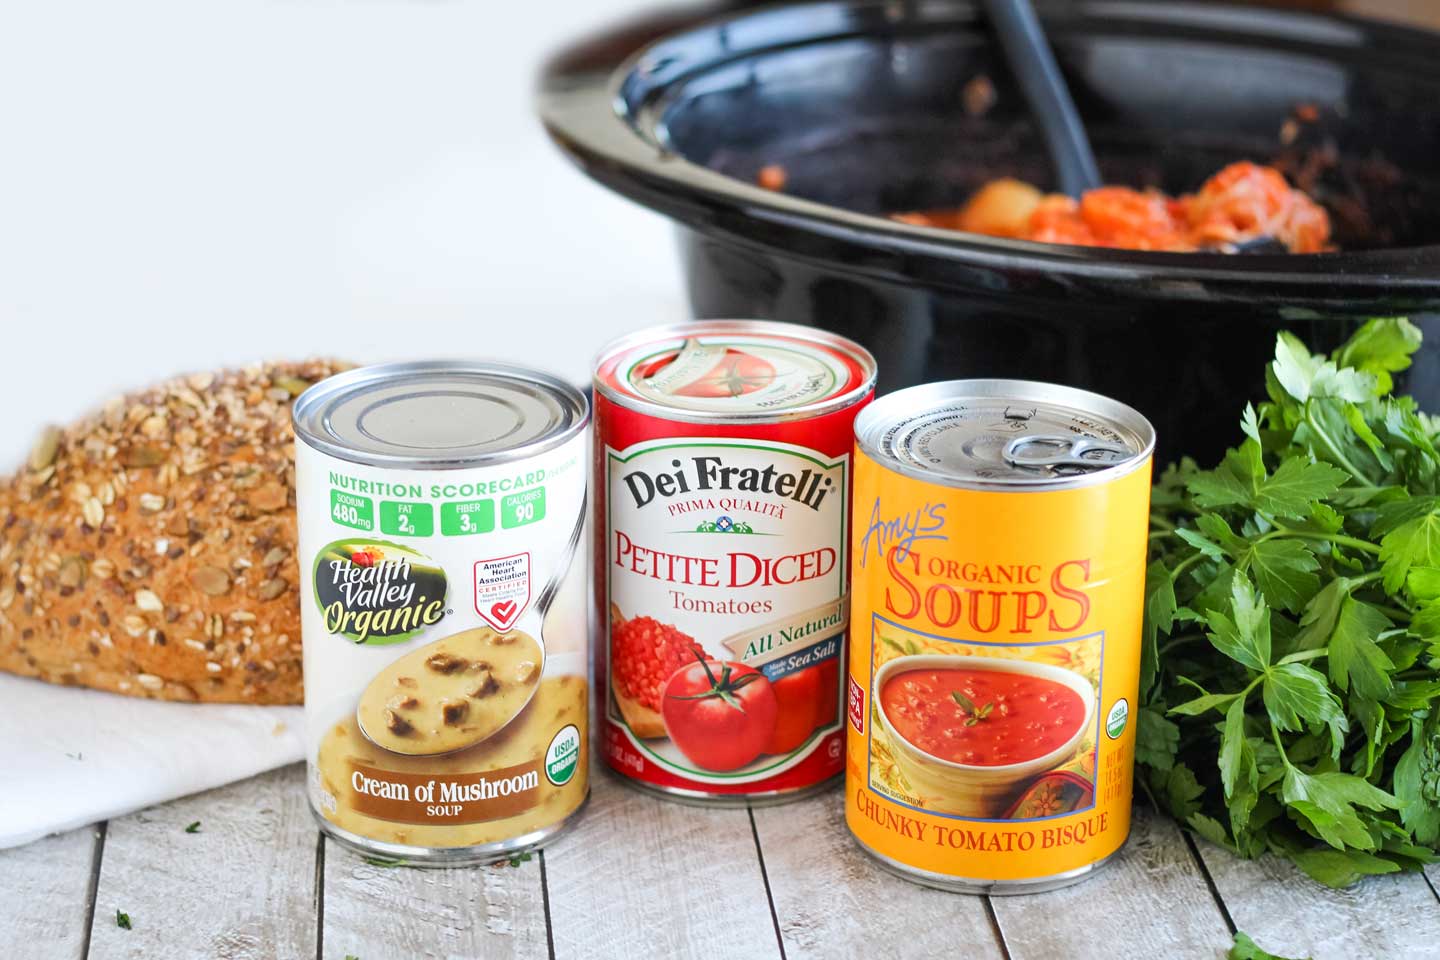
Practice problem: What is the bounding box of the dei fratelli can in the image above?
[292,361,589,864]
[846,380,1155,893]
[594,321,876,803]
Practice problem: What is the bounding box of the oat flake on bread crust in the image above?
[0,359,350,704]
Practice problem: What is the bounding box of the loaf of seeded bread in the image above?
[0,360,349,704]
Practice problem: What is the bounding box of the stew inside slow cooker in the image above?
[762,160,1332,254]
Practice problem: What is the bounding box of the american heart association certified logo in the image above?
[474,552,531,631]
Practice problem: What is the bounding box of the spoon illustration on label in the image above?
[353,497,587,757]
[355,626,544,757]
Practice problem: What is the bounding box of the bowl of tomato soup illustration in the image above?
[874,655,1095,818]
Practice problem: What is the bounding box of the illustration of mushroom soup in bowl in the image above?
[874,655,1096,819]
[355,626,546,757]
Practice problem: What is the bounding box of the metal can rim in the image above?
[855,378,1158,492]
[592,319,877,424]
[291,359,590,470]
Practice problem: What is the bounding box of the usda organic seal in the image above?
[546,724,581,786]
[1106,698,1130,740]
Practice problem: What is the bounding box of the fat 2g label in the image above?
[380,500,434,537]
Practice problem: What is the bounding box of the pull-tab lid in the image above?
[292,361,588,469]
[594,319,876,423]
[1002,434,1137,471]
[855,379,1155,489]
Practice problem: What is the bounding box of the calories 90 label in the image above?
[330,487,546,536]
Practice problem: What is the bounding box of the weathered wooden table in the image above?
[3,764,1437,960]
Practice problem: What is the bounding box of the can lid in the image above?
[593,320,876,423]
[855,380,1155,489]
[292,361,588,469]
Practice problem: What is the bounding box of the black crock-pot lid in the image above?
[538,0,1440,307]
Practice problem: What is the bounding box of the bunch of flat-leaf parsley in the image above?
[1141,317,1440,887]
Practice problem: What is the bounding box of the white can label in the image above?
[295,433,589,849]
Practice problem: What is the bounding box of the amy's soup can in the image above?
[595,320,876,803]
[292,361,590,865]
[846,380,1155,892]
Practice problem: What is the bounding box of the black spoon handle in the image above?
[982,0,1102,198]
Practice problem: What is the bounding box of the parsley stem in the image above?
[1303,407,1378,489]
[1263,527,1381,556]
[1269,721,1295,771]
[1158,635,1204,657]
[1278,648,1328,665]
[1171,553,1205,581]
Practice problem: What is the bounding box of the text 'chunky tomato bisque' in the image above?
[594,321,875,802]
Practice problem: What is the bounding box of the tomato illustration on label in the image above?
[764,664,825,755]
[662,658,778,771]
[673,349,777,398]
[610,610,711,739]
[813,656,840,729]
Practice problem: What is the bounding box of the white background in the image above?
[0,0,682,463]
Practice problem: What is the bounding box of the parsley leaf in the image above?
[1332,316,1420,395]
[1393,712,1440,846]
[1254,458,1347,519]
[1282,768,1398,850]
[1290,847,1401,888]
[1228,931,1310,960]
[1205,573,1271,672]
[1326,597,1394,700]
[1135,704,1178,772]
[115,910,132,931]
[1218,696,1256,799]
[1263,663,1345,734]
[1161,763,1205,821]
[1375,498,1440,593]
[1240,538,1320,614]
[1271,331,1326,402]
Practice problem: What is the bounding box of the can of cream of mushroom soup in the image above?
[292,361,589,864]
[594,320,876,804]
[846,380,1155,893]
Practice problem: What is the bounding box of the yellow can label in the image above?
[844,453,1152,882]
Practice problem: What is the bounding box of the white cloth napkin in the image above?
[0,673,304,849]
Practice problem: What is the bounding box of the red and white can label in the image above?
[602,434,851,792]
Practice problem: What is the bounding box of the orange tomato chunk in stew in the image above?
[881,668,1086,766]
[890,162,1332,254]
